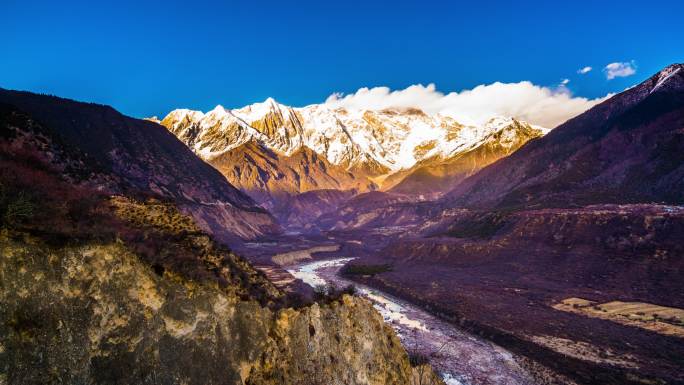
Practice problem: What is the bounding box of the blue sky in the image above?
[2,0,683,119]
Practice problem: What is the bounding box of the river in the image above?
[287,258,537,385]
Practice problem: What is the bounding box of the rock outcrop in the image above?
[0,233,436,385]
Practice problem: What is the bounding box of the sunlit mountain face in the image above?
[158,99,548,229]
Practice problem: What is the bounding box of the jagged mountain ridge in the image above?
[384,118,547,198]
[206,140,375,210]
[160,99,548,207]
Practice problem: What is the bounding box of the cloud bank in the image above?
[325,82,611,128]
[577,66,592,74]
[604,61,637,79]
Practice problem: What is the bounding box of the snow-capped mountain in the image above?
[163,100,547,172]
[159,100,549,208]
[384,117,548,197]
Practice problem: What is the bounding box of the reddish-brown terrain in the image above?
[208,140,374,210]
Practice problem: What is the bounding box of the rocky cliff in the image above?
[1,232,438,385]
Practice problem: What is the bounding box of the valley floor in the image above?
[242,217,684,385]
[287,258,543,385]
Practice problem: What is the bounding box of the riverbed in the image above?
[287,258,538,385]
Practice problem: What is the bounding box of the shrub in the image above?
[407,350,430,367]
[281,292,313,309]
[0,190,35,228]
[445,210,511,239]
[312,282,358,304]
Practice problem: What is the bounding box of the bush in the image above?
[312,282,358,303]
[0,184,36,228]
[445,210,511,239]
[407,350,430,367]
[281,292,313,309]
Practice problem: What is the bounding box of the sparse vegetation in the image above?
[554,298,684,337]
[0,183,35,228]
[408,350,430,367]
[445,210,511,239]
[313,283,358,304]
[340,263,392,276]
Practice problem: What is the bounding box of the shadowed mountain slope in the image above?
[0,89,280,243]
[444,63,684,209]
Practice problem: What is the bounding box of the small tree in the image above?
[0,184,35,228]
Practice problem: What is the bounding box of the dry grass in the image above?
[527,335,639,368]
[553,298,684,338]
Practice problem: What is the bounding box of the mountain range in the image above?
[158,100,548,215]
[0,88,441,385]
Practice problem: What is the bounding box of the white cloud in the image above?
[560,78,570,85]
[603,61,637,80]
[325,82,611,128]
[577,66,592,74]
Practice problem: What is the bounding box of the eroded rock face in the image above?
[0,235,439,385]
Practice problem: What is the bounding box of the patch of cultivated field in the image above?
[553,298,684,338]
[527,335,638,368]
[271,245,340,266]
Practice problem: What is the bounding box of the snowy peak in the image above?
[160,102,550,177]
[650,63,683,94]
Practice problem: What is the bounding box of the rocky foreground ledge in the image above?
[0,209,441,385]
